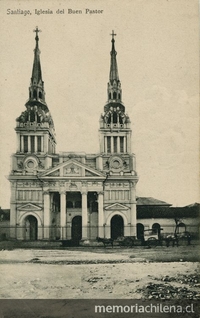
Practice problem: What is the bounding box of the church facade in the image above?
[8,29,139,241]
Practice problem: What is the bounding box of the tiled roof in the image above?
[136,197,171,206]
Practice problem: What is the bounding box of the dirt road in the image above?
[0,246,199,299]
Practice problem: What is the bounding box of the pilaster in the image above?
[130,182,136,236]
[16,133,20,152]
[43,190,50,239]
[98,191,104,237]
[123,136,126,153]
[81,191,88,239]
[60,190,66,239]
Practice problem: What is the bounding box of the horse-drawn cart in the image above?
[143,228,163,247]
[116,236,135,247]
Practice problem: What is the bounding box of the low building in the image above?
[137,200,200,239]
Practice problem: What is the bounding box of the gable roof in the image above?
[136,197,171,206]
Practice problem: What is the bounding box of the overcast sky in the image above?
[0,0,199,208]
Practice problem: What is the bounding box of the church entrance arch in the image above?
[71,216,82,244]
[111,215,124,239]
[25,215,38,240]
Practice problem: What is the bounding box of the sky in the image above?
[0,0,199,208]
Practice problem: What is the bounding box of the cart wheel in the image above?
[147,237,158,247]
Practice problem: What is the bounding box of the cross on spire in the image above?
[33,26,41,38]
[110,30,116,40]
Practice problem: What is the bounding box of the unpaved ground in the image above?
[0,246,199,299]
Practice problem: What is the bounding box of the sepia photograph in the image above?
[0,0,199,317]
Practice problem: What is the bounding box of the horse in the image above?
[96,237,114,248]
[176,231,191,245]
[165,234,179,247]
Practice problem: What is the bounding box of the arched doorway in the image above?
[71,216,82,244]
[25,215,38,240]
[111,215,124,239]
[137,223,144,240]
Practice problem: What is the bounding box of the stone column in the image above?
[111,137,114,153]
[130,182,137,236]
[117,136,120,153]
[20,136,24,152]
[81,191,88,239]
[43,190,50,239]
[104,136,107,153]
[41,136,44,152]
[123,136,126,153]
[44,134,48,153]
[28,136,31,152]
[60,190,66,239]
[100,134,104,153]
[16,133,20,152]
[35,136,38,153]
[127,133,131,153]
[98,191,104,237]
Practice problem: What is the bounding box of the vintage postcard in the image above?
[0,0,199,317]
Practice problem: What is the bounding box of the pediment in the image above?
[40,159,105,178]
[85,170,100,177]
[48,170,60,176]
[17,203,42,211]
[104,203,130,210]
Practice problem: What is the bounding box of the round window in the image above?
[112,160,120,168]
[27,160,34,168]
[110,156,123,170]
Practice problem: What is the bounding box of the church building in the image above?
[8,29,139,242]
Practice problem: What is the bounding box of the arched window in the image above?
[152,223,161,235]
[39,91,42,99]
[113,92,117,99]
[109,93,111,99]
[33,90,37,99]
[118,93,121,100]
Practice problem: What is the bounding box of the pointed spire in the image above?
[106,30,123,107]
[109,30,119,82]
[26,27,47,110]
[101,31,129,133]
[31,26,42,84]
